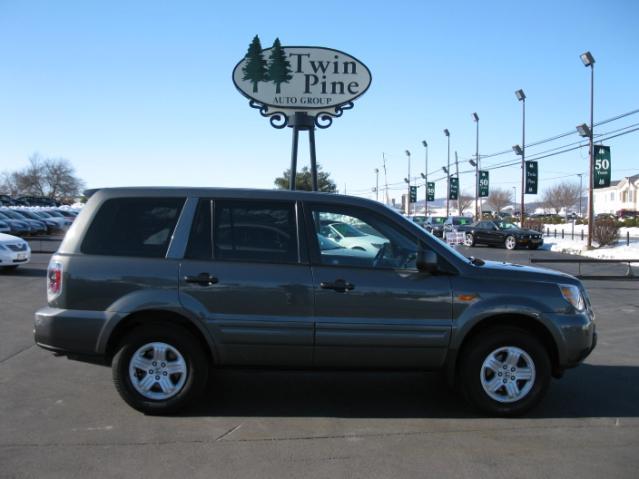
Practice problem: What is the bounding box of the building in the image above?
[593,173,639,215]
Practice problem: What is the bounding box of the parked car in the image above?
[0,232,31,270]
[0,211,30,235]
[410,215,427,228]
[319,220,386,253]
[424,216,446,237]
[317,234,374,266]
[443,216,473,235]
[34,188,596,416]
[616,209,637,219]
[461,220,544,250]
[0,220,10,234]
[0,194,18,206]
[31,210,69,230]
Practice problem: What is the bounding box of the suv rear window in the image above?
[81,197,185,257]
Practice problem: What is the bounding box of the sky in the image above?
[1,0,638,204]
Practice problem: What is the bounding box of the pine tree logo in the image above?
[267,38,292,94]
[242,35,268,93]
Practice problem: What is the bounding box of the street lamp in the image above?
[405,149,411,215]
[444,129,450,216]
[580,50,595,248]
[422,140,428,214]
[515,89,526,228]
[472,112,480,219]
[374,168,379,202]
[577,173,583,218]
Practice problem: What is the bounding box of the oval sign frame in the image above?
[232,46,372,112]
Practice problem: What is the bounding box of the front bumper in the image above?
[0,249,31,266]
[548,308,596,368]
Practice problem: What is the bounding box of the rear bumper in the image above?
[34,307,110,359]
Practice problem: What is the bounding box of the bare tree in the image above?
[1,154,85,201]
[458,191,474,215]
[487,188,513,214]
[541,181,581,216]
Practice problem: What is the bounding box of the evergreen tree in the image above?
[267,38,292,94]
[242,35,268,93]
[274,164,337,192]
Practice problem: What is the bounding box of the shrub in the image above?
[593,218,620,247]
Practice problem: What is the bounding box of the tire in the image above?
[459,328,551,416]
[2,265,19,271]
[504,235,517,250]
[464,233,475,247]
[112,324,209,415]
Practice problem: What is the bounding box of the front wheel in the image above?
[464,233,475,247]
[459,328,551,416]
[112,324,209,415]
[504,235,517,250]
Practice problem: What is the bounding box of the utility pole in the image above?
[577,173,583,218]
[472,112,480,219]
[374,168,379,201]
[444,129,450,217]
[405,150,411,215]
[422,140,428,215]
[515,89,526,228]
[382,153,389,205]
[455,151,460,215]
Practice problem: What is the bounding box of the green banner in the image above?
[593,145,611,188]
[479,171,489,197]
[525,161,538,194]
[409,186,417,203]
[427,182,435,202]
[449,177,459,200]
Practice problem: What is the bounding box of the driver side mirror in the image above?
[416,249,438,273]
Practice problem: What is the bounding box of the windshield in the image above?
[47,211,64,218]
[331,222,366,237]
[453,217,471,225]
[430,217,445,224]
[35,211,52,218]
[497,222,518,230]
[317,234,342,250]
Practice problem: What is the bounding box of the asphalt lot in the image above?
[1,247,638,478]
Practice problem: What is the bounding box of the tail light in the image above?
[47,260,63,302]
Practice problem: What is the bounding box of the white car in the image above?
[0,233,31,270]
[319,221,388,253]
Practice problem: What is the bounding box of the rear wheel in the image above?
[112,324,209,415]
[459,328,551,416]
[464,233,475,247]
[504,235,517,250]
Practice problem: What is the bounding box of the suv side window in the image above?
[213,200,298,263]
[81,197,185,258]
[307,204,421,270]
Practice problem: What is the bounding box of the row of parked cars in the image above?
[0,205,81,271]
[0,207,78,236]
[410,215,543,250]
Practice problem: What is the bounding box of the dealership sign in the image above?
[525,161,538,194]
[233,36,371,126]
[593,145,611,188]
[449,177,459,200]
[479,171,489,197]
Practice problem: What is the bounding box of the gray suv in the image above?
[34,188,596,416]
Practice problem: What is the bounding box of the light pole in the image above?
[374,168,379,202]
[515,89,526,227]
[444,129,450,217]
[405,149,412,214]
[422,140,428,215]
[472,112,480,219]
[513,186,517,216]
[577,173,583,218]
[580,51,595,248]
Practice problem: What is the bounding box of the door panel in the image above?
[179,261,314,366]
[305,203,453,369]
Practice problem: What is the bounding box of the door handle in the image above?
[184,273,218,286]
[320,279,355,293]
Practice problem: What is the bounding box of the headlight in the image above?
[559,284,585,311]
